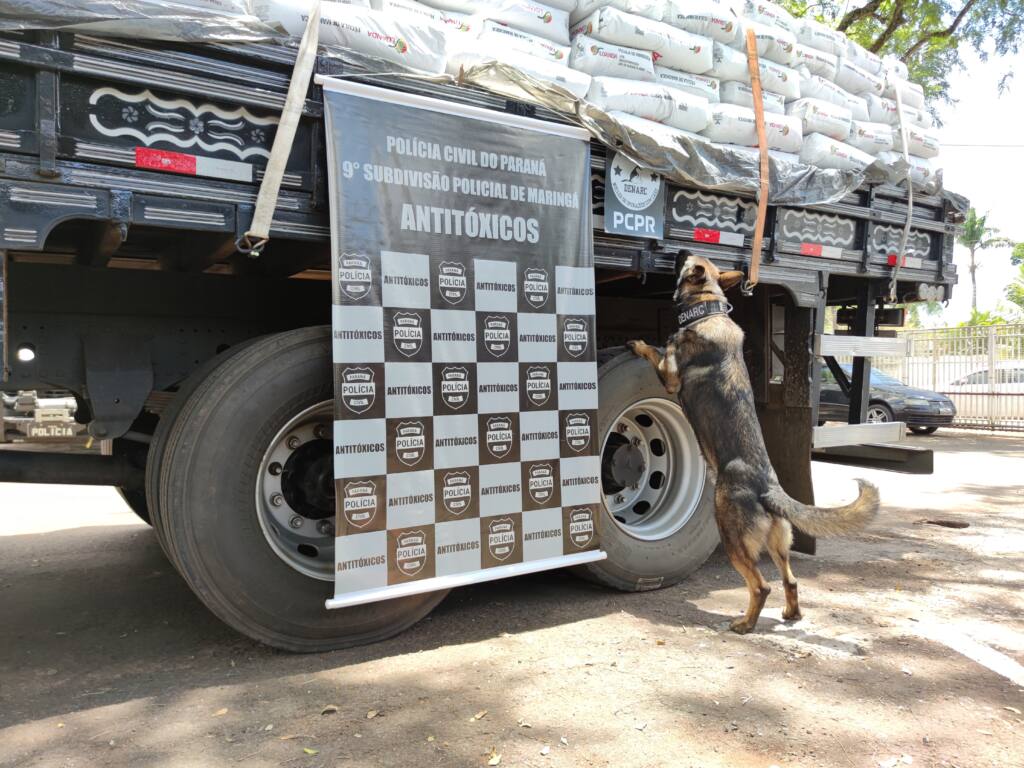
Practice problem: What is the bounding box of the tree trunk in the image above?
[969,246,978,311]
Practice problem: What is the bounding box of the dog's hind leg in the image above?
[719,521,771,634]
[767,518,802,621]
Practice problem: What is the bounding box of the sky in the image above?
[928,49,1024,326]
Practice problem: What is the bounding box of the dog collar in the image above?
[676,299,732,328]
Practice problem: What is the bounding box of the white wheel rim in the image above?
[255,401,335,581]
[867,406,890,423]
[601,398,707,542]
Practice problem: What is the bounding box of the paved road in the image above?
[1,431,1022,767]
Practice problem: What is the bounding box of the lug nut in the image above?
[268,462,283,476]
[317,520,335,536]
[270,493,284,507]
[314,424,328,439]
[614,494,625,503]
[289,515,303,529]
[631,437,642,447]
[617,424,628,434]
[286,436,300,450]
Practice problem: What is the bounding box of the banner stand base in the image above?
[326,550,606,610]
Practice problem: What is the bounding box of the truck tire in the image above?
[158,326,448,652]
[580,348,719,592]
[116,487,151,525]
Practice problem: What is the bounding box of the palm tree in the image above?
[957,208,1008,311]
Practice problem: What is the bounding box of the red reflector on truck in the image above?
[134,148,253,183]
[887,254,923,269]
[800,242,842,259]
[693,228,743,247]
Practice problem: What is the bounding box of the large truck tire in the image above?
[157,326,448,652]
[581,348,719,592]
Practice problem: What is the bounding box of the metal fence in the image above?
[868,324,1024,431]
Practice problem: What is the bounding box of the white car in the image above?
[943,362,1024,423]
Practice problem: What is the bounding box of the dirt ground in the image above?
[1,430,1022,768]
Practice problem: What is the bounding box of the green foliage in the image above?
[904,301,945,327]
[1006,263,1024,314]
[956,207,1010,310]
[959,308,1010,326]
[776,1,1024,107]
[1012,242,1024,266]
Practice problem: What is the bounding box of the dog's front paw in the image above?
[626,339,646,356]
[729,617,757,634]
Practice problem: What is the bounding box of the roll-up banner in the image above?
[319,78,605,610]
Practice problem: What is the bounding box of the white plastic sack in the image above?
[892,125,940,159]
[720,80,784,114]
[793,43,837,81]
[864,94,932,129]
[728,145,802,165]
[845,38,883,75]
[741,0,796,35]
[570,0,663,24]
[373,0,436,20]
[763,112,802,153]
[571,7,713,74]
[731,18,796,66]
[569,33,655,79]
[834,57,884,96]
[447,40,592,96]
[701,102,758,144]
[798,72,848,108]
[265,1,448,72]
[846,120,893,155]
[786,97,851,141]
[709,40,749,81]
[479,20,570,64]
[800,132,873,171]
[758,58,799,99]
[662,0,738,44]
[882,54,909,81]
[883,74,925,110]
[664,88,712,132]
[842,91,869,121]
[482,0,570,44]
[606,110,709,146]
[655,66,720,101]
[795,17,845,57]
[586,76,674,120]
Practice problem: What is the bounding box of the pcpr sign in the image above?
[603,152,665,239]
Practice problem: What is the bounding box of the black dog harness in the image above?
[676,299,732,328]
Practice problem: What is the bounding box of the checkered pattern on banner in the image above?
[332,253,601,591]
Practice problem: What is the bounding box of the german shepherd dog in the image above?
[627,253,879,633]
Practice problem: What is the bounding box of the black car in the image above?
[818,364,957,435]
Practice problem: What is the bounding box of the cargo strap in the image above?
[743,28,769,296]
[888,85,914,301]
[675,299,732,328]
[238,0,323,257]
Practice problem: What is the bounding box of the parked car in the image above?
[943,362,1024,422]
[819,364,956,434]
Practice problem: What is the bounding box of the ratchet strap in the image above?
[238,0,323,257]
[743,28,769,295]
[888,85,914,301]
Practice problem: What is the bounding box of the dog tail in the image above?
[761,479,879,537]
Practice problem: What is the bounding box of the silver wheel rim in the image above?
[601,398,707,542]
[867,406,890,423]
[256,401,335,581]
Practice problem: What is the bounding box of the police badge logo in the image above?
[392,311,424,358]
[340,367,375,414]
[485,416,514,459]
[564,412,592,453]
[342,480,377,529]
[394,421,426,467]
[562,317,590,358]
[568,507,595,549]
[395,530,428,577]
[441,471,472,516]
[437,261,467,305]
[482,315,512,358]
[440,366,470,410]
[338,253,372,301]
[525,366,552,407]
[522,267,549,309]
[527,463,555,505]
[487,517,516,562]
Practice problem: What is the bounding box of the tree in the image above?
[959,308,1009,326]
[1006,263,1024,315]
[778,1,1024,105]
[904,301,944,328]
[956,208,1008,311]
[1012,242,1024,266]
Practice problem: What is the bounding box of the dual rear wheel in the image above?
[144,329,718,651]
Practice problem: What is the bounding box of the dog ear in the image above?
[675,250,692,277]
[718,270,744,291]
[685,263,706,284]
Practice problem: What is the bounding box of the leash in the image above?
[743,28,768,296]
[676,299,733,328]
